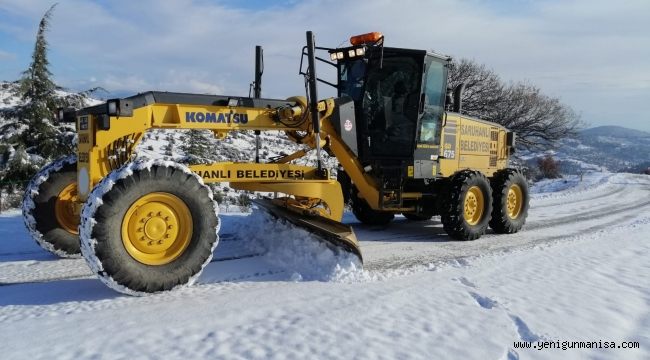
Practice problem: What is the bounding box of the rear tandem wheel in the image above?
[489,168,529,234]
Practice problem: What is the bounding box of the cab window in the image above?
[418,59,447,144]
[362,54,422,157]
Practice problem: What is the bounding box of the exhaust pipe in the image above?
[453,83,465,113]
[254,45,263,162]
[254,45,263,98]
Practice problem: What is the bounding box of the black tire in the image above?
[22,155,80,257]
[402,213,432,221]
[489,169,529,234]
[351,189,394,226]
[79,160,219,295]
[440,170,493,240]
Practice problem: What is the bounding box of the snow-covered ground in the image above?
[1,172,649,359]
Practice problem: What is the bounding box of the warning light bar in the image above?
[350,32,383,46]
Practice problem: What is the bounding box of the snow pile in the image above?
[331,259,441,284]
[227,209,361,282]
[531,171,612,197]
[79,159,220,296]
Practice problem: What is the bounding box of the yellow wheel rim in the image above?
[463,186,485,226]
[506,184,523,219]
[121,192,193,265]
[54,182,80,235]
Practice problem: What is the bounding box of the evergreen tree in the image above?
[180,129,215,164]
[15,4,65,158]
[1,145,41,192]
[0,5,102,195]
[18,5,58,108]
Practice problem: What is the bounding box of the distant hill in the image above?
[581,125,650,139]
[521,125,650,175]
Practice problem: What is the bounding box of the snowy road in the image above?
[1,172,648,359]
[359,172,650,271]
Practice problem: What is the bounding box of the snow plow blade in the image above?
[252,198,362,263]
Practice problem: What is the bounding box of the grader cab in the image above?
[23,31,529,295]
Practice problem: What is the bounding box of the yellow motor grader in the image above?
[23,31,529,294]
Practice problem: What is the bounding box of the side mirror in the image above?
[452,83,465,113]
[506,131,516,154]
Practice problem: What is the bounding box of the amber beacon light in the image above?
[350,32,383,45]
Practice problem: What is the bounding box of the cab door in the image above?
[413,55,448,179]
[360,51,424,160]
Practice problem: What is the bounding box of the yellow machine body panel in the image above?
[76,100,305,199]
[74,96,357,223]
[437,113,510,178]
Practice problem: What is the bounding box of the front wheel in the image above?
[351,190,394,226]
[489,169,529,233]
[22,155,81,257]
[79,160,219,295]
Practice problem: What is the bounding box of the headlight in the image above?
[107,100,118,115]
[330,53,337,61]
[336,52,344,60]
[356,47,365,56]
[348,49,356,57]
[105,99,133,117]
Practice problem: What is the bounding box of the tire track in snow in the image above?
[532,185,625,208]
[365,188,650,271]
[360,182,650,260]
[525,198,650,230]
[0,251,267,288]
[0,233,243,260]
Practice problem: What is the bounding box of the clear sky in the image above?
[1,0,648,132]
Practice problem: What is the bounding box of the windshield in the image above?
[337,51,425,158]
[362,54,422,157]
[339,60,367,102]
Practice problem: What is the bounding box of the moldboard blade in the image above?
[252,198,362,263]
